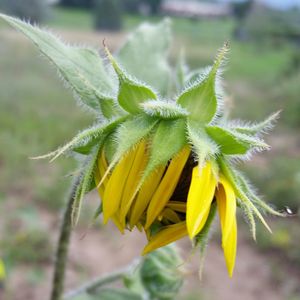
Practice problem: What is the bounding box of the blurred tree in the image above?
[145,0,162,15]
[122,0,140,13]
[0,0,50,23]
[231,0,254,40]
[94,0,123,31]
[59,0,93,9]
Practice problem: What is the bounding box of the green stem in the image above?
[63,267,129,300]
[50,177,80,300]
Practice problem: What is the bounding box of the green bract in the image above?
[1,14,286,277]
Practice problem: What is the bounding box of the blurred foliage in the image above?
[94,0,123,31]
[257,219,300,266]
[244,7,300,44]
[245,157,300,212]
[0,0,50,23]
[60,0,93,9]
[0,207,52,265]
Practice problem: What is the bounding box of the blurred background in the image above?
[0,0,299,299]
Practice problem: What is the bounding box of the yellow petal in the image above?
[186,163,217,238]
[129,166,165,228]
[217,176,236,243]
[142,222,187,255]
[119,140,148,226]
[102,147,138,223]
[111,213,125,234]
[223,217,237,277]
[161,208,182,224]
[166,201,187,213]
[145,146,191,229]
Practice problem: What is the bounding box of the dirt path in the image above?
[10,224,297,300]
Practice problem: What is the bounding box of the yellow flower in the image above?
[95,142,241,277]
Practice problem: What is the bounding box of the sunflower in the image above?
[6,15,285,277]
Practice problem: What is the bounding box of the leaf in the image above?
[0,13,116,112]
[141,100,189,119]
[117,19,172,96]
[177,43,228,123]
[205,126,269,155]
[106,48,157,114]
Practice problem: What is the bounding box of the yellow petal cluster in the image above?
[94,141,243,277]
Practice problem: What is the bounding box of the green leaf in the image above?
[117,19,172,96]
[177,43,228,123]
[0,14,116,112]
[141,100,189,119]
[106,49,157,114]
[205,126,269,155]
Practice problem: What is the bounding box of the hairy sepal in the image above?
[141,100,189,119]
[32,117,127,161]
[72,144,102,226]
[106,48,158,114]
[117,19,172,96]
[187,120,219,168]
[0,14,117,113]
[98,115,158,187]
[205,126,269,155]
[176,43,228,123]
[229,111,280,136]
[140,118,187,187]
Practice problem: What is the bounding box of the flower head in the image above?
[4,15,285,277]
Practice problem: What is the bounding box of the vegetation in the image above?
[0,6,299,299]
[94,0,123,31]
[0,0,50,23]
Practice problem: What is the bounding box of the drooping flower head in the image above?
[1,15,286,277]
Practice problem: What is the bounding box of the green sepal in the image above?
[100,115,158,182]
[140,245,183,300]
[230,111,280,136]
[205,125,269,155]
[98,94,125,120]
[113,115,158,161]
[32,116,128,161]
[187,120,219,168]
[106,48,157,114]
[72,143,102,227]
[117,19,172,96]
[141,118,187,184]
[176,43,228,123]
[141,100,189,119]
[218,156,272,238]
[0,14,116,113]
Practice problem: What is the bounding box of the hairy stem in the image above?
[50,177,80,300]
[63,262,137,299]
